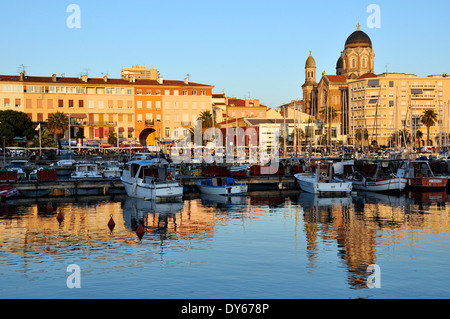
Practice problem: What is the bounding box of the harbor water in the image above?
[0,190,448,299]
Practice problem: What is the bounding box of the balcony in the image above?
[145,120,154,127]
[181,121,191,127]
[411,94,435,100]
[410,84,436,90]
[86,121,117,127]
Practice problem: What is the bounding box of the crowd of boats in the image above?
[1,151,450,202]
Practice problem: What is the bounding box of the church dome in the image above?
[305,51,316,68]
[345,24,372,48]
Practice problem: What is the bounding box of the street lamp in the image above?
[2,135,6,167]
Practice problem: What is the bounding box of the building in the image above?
[0,71,214,147]
[121,65,160,80]
[302,24,450,148]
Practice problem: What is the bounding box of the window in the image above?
[136,89,142,95]
[4,98,10,107]
[362,58,366,68]
[115,88,122,95]
[173,90,179,96]
[352,59,356,68]
[155,101,161,109]
[164,102,170,109]
[76,87,84,94]
[182,90,188,95]
[146,89,151,95]
[106,88,112,94]
[98,101,104,109]
[165,128,170,137]
[127,89,132,95]
[68,100,74,108]
[164,90,170,95]
[389,81,394,88]
[118,100,123,109]
[155,90,161,95]
[191,90,197,95]
[58,99,64,108]
[79,100,84,108]
[137,101,142,109]
[14,99,21,107]
[137,114,142,122]
[146,101,152,109]
[108,100,114,109]
[200,90,206,95]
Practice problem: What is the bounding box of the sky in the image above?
[0,0,449,108]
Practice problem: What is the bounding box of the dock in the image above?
[3,174,298,198]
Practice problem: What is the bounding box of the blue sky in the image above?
[0,0,449,108]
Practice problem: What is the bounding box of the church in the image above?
[302,24,376,145]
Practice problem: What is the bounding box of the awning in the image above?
[118,127,125,132]
[368,99,378,104]
[411,89,423,95]
[70,113,87,118]
[128,127,134,132]
[367,79,379,87]
[100,143,112,147]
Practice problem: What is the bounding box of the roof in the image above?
[325,75,347,83]
[345,29,372,48]
[357,73,377,79]
[0,74,213,87]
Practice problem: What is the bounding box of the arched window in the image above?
[352,59,356,68]
[362,58,366,68]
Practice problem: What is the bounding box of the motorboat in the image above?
[343,159,407,193]
[102,161,122,178]
[71,162,102,179]
[0,185,18,201]
[196,177,247,196]
[397,160,448,189]
[294,161,352,194]
[121,159,183,200]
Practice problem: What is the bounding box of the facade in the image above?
[121,65,160,80]
[0,71,214,147]
[349,73,450,147]
[302,24,450,148]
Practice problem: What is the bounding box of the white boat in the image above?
[120,159,183,200]
[196,177,247,196]
[294,161,352,194]
[71,162,102,179]
[343,160,407,192]
[102,161,122,178]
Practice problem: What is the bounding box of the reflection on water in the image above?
[0,190,449,298]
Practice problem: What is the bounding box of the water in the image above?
[0,190,449,299]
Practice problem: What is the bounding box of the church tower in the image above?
[342,24,375,79]
[302,51,318,115]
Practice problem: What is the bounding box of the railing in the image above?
[86,121,117,127]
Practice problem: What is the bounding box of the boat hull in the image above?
[295,174,352,194]
[122,178,183,200]
[406,177,448,189]
[351,177,407,192]
[197,184,248,196]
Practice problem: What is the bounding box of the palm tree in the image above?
[197,110,214,129]
[107,131,117,146]
[47,111,69,149]
[420,110,438,146]
[321,106,337,150]
[29,129,56,148]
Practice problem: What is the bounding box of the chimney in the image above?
[254,99,260,107]
[19,71,25,81]
[129,76,135,83]
[245,100,250,107]
[81,74,88,82]
[157,76,163,84]
[184,77,189,85]
[52,74,57,82]
[103,76,108,82]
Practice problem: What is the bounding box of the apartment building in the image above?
[0,71,214,147]
[349,73,450,147]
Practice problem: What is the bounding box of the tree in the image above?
[47,111,69,149]
[420,110,437,146]
[107,131,117,146]
[321,106,337,150]
[0,110,34,145]
[29,129,57,148]
[197,110,214,129]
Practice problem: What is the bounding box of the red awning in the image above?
[118,127,125,132]
[128,127,134,132]
[100,143,111,147]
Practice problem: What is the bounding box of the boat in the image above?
[294,161,352,194]
[102,161,122,178]
[0,185,18,201]
[343,159,407,193]
[120,159,183,200]
[71,162,102,179]
[196,177,248,196]
[50,159,75,176]
[397,160,448,190]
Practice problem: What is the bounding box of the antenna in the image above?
[83,68,90,77]
[17,64,28,74]
[385,63,390,73]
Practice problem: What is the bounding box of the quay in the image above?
[3,174,298,198]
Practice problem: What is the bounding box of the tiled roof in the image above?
[0,75,213,87]
[357,73,377,79]
[325,75,347,83]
